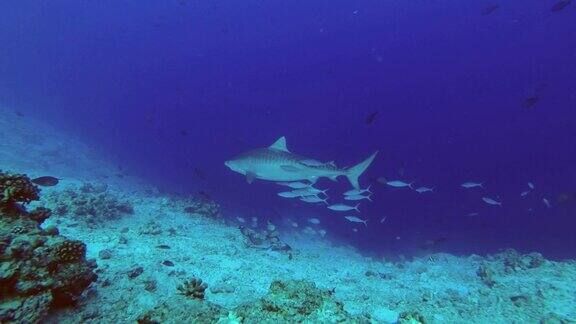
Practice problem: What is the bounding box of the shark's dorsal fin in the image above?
[269,136,290,152]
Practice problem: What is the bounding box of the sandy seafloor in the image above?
[1,107,575,323]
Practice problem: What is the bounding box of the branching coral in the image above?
[177,277,208,300]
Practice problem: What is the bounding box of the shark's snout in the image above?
[224,160,240,172]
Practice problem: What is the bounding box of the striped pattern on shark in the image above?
[225,136,378,189]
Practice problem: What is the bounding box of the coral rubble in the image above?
[238,220,292,253]
[138,279,363,323]
[44,182,133,225]
[0,171,97,323]
[183,198,221,219]
[234,280,364,322]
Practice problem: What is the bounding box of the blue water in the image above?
[1,0,575,259]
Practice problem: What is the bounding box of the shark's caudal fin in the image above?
[345,151,378,189]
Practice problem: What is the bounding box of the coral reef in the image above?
[138,279,363,323]
[44,182,133,225]
[0,171,40,214]
[0,171,97,323]
[234,280,364,322]
[499,249,545,273]
[183,197,221,219]
[238,221,292,254]
[177,277,208,300]
[398,311,426,324]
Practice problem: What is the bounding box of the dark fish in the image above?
[420,237,448,249]
[156,244,171,249]
[162,260,175,266]
[551,0,571,12]
[179,130,189,136]
[535,82,549,93]
[482,5,499,15]
[184,206,196,213]
[365,111,379,125]
[198,190,211,200]
[31,176,60,187]
[557,192,576,205]
[193,168,206,180]
[14,111,25,117]
[522,96,540,108]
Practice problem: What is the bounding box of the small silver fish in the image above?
[414,186,434,193]
[278,191,302,198]
[318,229,327,237]
[308,218,321,225]
[327,203,360,212]
[344,194,372,201]
[385,180,413,188]
[343,185,372,196]
[304,187,329,196]
[467,212,479,217]
[300,195,329,204]
[276,181,310,189]
[236,217,246,223]
[482,197,501,206]
[461,182,484,189]
[344,216,367,226]
[380,216,387,223]
[542,198,551,208]
[528,182,535,190]
[520,191,530,197]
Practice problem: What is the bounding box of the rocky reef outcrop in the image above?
[0,171,97,323]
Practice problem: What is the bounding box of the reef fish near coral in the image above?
[225,136,378,189]
[31,176,60,186]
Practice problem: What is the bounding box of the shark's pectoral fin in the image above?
[280,165,301,172]
[246,172,256,184]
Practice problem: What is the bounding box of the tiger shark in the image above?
[225,136,378,189]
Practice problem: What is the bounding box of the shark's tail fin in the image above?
[346,151,378,189]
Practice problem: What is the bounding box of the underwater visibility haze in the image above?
[1,1,575,323]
